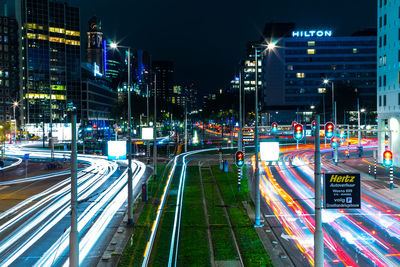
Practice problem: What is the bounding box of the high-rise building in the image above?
[86,15,105,76]
[377,0,400,166]
[106,48,121,90]
[153,61,173,100]
[16,0,81,126]
[260,26,376,123]
[0,16,19,122]
[242,41,262,92]
[134,50,151,96]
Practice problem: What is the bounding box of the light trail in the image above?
[257,140,400,266]
[0,146,147,266]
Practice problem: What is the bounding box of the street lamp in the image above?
[361,108,367,137]
[13,101,18,143]
[110,42,134,226]
[323,79,336,125]
[253,41,276,227]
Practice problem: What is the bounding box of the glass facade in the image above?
[22,0,81,124]
[263,34,377,109]
[0,16,19,122]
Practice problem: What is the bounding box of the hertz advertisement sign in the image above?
[324,173,361,209]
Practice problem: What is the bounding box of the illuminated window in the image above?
[383,55,386,66]
[27,33,36,39]
[379,56,382,66]
[353,48,357,53]
[307,41,315,46]
[37,34,48,40]
[26,23,37,29]
[307,49,315,55]
[65,39,80,46]
[49,27,65,34]
[49,37,65,43]
[66,30,80,36]
[296,73,305,78]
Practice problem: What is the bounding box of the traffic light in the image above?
[339,131,346,138]
[292,121,297,129]
[271,122,278,133]
[217,148,222,153]
[235,151,244,167]
[331,137,339,148]
[293,124,303,140]
[383,150,393,167]
[325,122,335,139]
[311,121,317,131]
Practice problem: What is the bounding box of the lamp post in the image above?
[110,42,134,226]
[323,79,336,125]
[360,108,367,138]
[13,101,18,143]
[253,41,275,227]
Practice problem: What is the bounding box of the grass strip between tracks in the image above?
[211,164,273,266]
[118,164,169,267]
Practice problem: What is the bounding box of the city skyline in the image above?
[79,0,376,95]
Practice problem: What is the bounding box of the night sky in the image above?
[80,0,376,96]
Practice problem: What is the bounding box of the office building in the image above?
[19,0,81,126]
[0,16,19,122]
[153,61,173,100]
[261,25,376,123]
[134,50,151,96]
[81,62,117,123]
[377,0,400,166]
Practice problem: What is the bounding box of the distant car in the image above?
[30,136,40,140]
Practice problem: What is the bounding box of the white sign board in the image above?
[141,127,154,140]
[107,141,127,160]
[260,142,280,162]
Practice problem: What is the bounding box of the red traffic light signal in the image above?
[293,123,303,140]
[217,148,222,153]
[272,122,278,133]
[331,137,339,148]
[235,151,244,167]
[325,122,335,139]
[292,121,297,128]
[311,120,317,130]
[383,150,393,166]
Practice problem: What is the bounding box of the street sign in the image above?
[107,141,127,160]
[141,127,154,140]
[324,173,361,209]
[24,154,29,160]
[260,142,279,161]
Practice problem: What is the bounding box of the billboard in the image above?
[107,141,127,160]
[141,127,154,140]
[324,173,361,209]
[260,142,279,162]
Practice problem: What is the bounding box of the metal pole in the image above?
[239,72,243,152]
[374,157,377,179]
[146,85,150,164]
[314,115,324,267]
[357,97,361,149]
[184,95,188,153]
[70,110,79,267]
[390,166,394,190]
[153,72,157,178]
[127,47,133,226]
[238,72,243,190]
[331,82,334,123]
[254,46,262,227]
[13,105,16,143]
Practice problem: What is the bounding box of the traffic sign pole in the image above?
[314,115,324,267]
[390,167,394,190]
